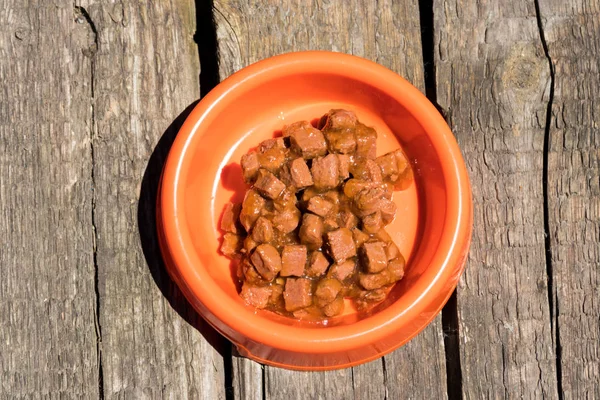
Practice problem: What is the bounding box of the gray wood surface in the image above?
[1,0,600,398]
[0,1,99,397]
[539,0,600,398]
[435,0,559,398]
[76,1,225,398]
[214,1,448,398]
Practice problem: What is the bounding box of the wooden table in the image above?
[1,0,598,398]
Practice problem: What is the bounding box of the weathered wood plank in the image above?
[0,1,98,397]
[435,0,559,397]
[78,1,226,397]
[214,0,448,398]
[538,1,600,397]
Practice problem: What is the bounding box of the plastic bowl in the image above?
[157,51,472,370]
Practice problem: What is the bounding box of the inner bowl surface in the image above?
[159,52,472,370]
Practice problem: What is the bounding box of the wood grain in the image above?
[78,1,226,397]
[434,0,559,397]
[538,0,600,397]
[0,1,99,397]
[214,0,448,398]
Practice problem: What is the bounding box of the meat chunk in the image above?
[284,278,313,311]
[280,245,307,277]
[354,123,377,159]
[375,152,399,179]
[288,158,313,188]
[362,210,382,234]
[220,233,241,256]
[299,213,323,248]
[353,187,386,217]
[254,169,286,199]
[351,159,382,183]
[258,137,286,152]
[220,202,241,233]
[241,152,260,183]
[284,121,328,159]
[307,251,330,277]
[251,216,273,243]
[379,199,397,225]
[337,154,351,180]
[307,196,334,217]
[326,228,356,263]
[351,228,370,248]
[388,256,405,281]
[243,236,258,254]
[359,269,392,290]
[271,206,301,233]
[320,109,358,130]
[257,147,286,173]
[328,259,356,281]
[322,296,345,317]
[338,210,358,229]
[315,278,342,306]
[250,244,281,281]
[241,283,272,308]
[343,179,375,198]
[311,154,339,190]
[385,242,400,261]
[324,130,356,154]
[360,242,388,273]
[323,218,339,231]
[377,149,413,190]
[240,190,266,232]
[241,260,264,285]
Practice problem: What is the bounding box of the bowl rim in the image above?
[160,51,472,354]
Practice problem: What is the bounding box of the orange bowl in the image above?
[157,51,472,370]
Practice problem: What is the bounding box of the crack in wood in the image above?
[533,0,562,398]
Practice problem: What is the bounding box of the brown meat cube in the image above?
[269,282,285,306]
[385,242,400,261]
[355,123,377,159]
[376,152,399,179]
[250,244,282,281]
[254,169,286,199]
[323,218,339,231]
[240,190,266,232]
[324,130,356,154]
[299,213,323,248]
[241,152,260,183]
[241,260,265,285]
[352,228,370,248]
[258,137,286,152]
[257,147,286,173]
[338,210,358,229]
[251,216,273,243]
[359,269,392,290]
[388,256,406,281]
[343,179,375,198]
[288,158,314,188]
[353,187,386,217]
[284,121,328,159]
[241,283,272,308]
[323,190,340,205]
[337,154,351,179]
[243,236,258,254]
[221,203,241,233]
[320,109,358,130]
[284,278,313,311]
[326,228,356,263]
[379,199,397,225]
[311,154,339,190]
[307,196,334,217]
[351,159,382,182]
[362,210,382,234]
[328,259,356,281]
[322,296,345,317]
[220,233,241,256]
[271,207,301,233]
[307,251,330,277]
[360,242,389,273]
[315,278,342,306]
[374,229,392,242]
[281,245,307,277]
[356,288,388,309]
